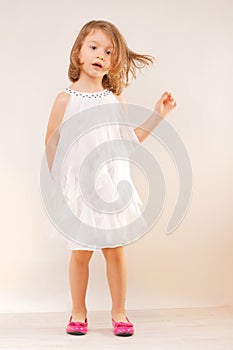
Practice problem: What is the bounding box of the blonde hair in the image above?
[68,20,156,95]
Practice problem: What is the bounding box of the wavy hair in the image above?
[68,20,156,95]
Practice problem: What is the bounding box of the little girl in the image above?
[45,19,176,336]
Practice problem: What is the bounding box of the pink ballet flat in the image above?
[112,316,134,336]
[66,315,88,335]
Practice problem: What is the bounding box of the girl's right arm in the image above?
[45,92,70,172]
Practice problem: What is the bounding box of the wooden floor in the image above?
[0,307,232,350]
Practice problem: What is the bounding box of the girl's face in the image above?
[78,29,113,79]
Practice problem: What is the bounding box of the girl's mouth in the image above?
[92,63,103,69]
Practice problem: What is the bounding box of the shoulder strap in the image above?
[63,87,72,95]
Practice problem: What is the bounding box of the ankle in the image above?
[111,310,126,317]
[72,308,87,315]
[111,311,129,323]
[71,310,87,322]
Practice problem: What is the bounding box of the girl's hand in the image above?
[154,91,177,118]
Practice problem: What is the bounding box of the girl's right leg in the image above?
[69,250,94,322]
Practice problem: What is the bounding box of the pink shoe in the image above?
[112,316,134,336]
[66,315,88,335]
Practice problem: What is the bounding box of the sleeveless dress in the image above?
[54,87,144,251]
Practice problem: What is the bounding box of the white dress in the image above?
[53,87,145,251]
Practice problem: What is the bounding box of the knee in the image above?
[102,246,124,261]
[71,250,94,265]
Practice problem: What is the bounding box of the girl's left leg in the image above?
[102,246,129,322]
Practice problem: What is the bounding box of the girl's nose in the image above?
[97,53,104,60]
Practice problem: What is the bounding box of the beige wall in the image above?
[0,0,233,312]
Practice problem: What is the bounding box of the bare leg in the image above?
[102,246,129,322]
[69,250,94,322]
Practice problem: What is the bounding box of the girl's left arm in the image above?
[115,92,177,143]
[134,91,177,143]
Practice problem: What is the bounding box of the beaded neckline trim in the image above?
[64,87,111,98]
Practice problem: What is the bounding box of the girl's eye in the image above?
[90,45,97,50]
[106,50,112,55]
